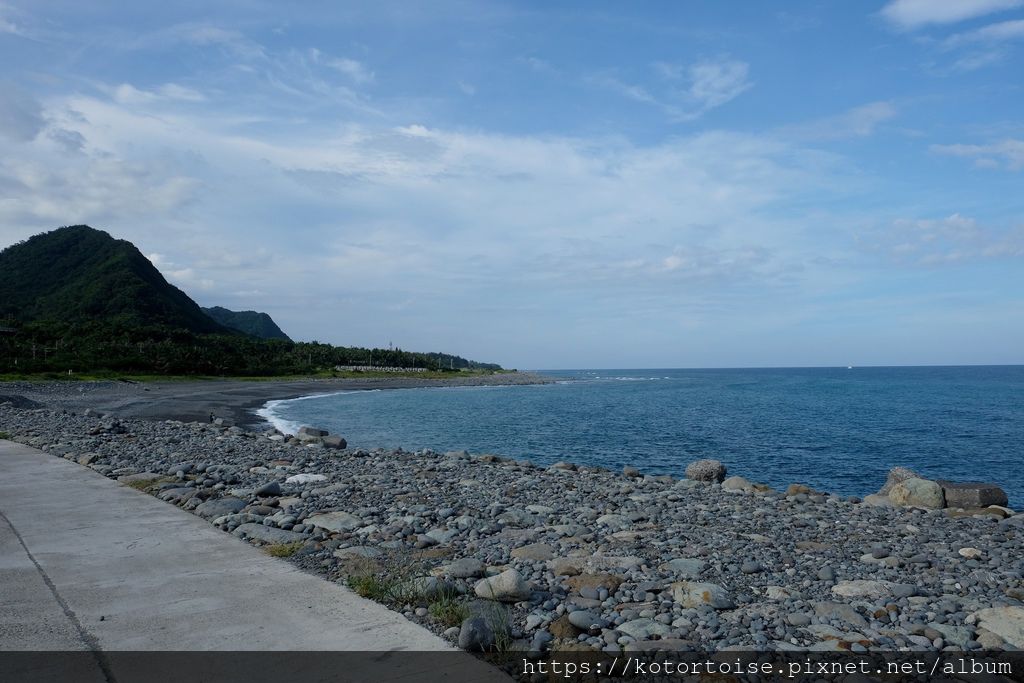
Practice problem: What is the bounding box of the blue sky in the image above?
[0,0,1022,368]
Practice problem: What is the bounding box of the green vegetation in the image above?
[0,431,10,440]
[265,541,305,558]
[427,590,470,628]
[0,225,226,333]
[0,226,503,376]
[124,478,161,491]
[202,306,291,341]
[346,568,423,605]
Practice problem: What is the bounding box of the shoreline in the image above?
[0,371,556,429]
[1,401,1021,661]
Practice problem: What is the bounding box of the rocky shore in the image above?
[1,401,1022,659]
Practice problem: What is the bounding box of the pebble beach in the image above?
[1,385,1023,659]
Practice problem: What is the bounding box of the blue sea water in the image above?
[259,366,1024,507]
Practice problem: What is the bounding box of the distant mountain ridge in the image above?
[0,225,230,334]
[202,306,291,341]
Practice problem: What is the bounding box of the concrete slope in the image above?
[0,441,507,681]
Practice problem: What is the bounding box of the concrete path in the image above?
[0,441,507,681]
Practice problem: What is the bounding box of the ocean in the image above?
[257,366,1024,507]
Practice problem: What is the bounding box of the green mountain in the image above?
[0,224,503,375]
[202,306,291,341]
[0,225,229,334]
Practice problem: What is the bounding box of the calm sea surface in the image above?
[259,366,1024,506]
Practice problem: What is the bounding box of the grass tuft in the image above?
[344,556,427,607]
[266,541,305,558]
[125,478,160,491]
[427,589,470,628]
[0,431,10,440]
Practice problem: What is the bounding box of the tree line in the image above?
[0,320,501,376]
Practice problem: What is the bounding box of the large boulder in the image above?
[685,459,727,483]
[297,426,328,438]
[879,466,921,495]
[889,478,945,508]
[322,435,347,449]
[474,569,532,602]
[457,617,494,651]
[937,481,1008,508]
[973,606,1024,648]
[722,476,754,492]
[194,496,246,519]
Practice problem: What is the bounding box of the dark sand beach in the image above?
[0,372,553,428]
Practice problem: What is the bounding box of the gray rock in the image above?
[333,546,382,559]
[685,459,726,483]
[787,613,812,627]
[832,580,894,599]
[254,481,282,497]
[659,558,707,578]
[447,557,486,579]
[305,511,364,533]
[458,616,494,651]
[622,466,641,478]
[194,496,246,519]
[618,618,672,640]
[234,523,305,544]
[510,543,555,561]
[817,566,836,582]
[938,481,1009,508]
[297,426,328,438]
[567,610,605,631]
[813,602,868,629]
[322,435,347,449]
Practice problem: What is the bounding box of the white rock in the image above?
[285,473,327,485]
[474,568,532,602]
[831,580,892,599]
[671,581,735,609]
[972,606,1024,648]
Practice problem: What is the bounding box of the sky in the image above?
[0,0,1022,369]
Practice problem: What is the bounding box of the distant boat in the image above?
[847,365,853,369]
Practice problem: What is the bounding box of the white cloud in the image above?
[944,18,1024,45]
[880,0,1023,30]
[780,101,898,140]
[687,59,751,111]
[519,56,554,73]
[858,213,1024,264]
[937,18,1024,70]
[111,83,206,105]
[931,139,1024,169]
[327,57,374,83]
[592,57,751,123]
